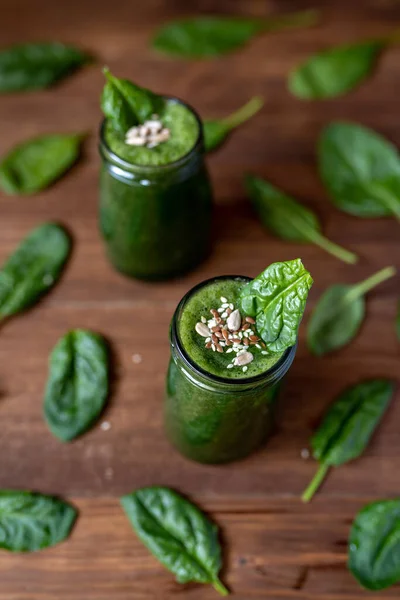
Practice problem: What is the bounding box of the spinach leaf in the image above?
[0,490,77,552]
[0,42,90,93]
[245,174,358,264]
[0,223,71,320]
[307,266,396,356]
[120,487,228,596]
[152,10,319,58]
[44,329,109,442]
[349,499,400,590]
[101,68,164,133]
[240,258,313,353]
[319,122,400,220]
[0,133,83,195]
[302,380,394,503]
[289,41,383,99]
[204,97,263,152]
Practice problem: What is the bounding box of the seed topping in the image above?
[125,117,171,148]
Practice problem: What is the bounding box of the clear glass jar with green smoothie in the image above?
[165,260,313,464]
[99,69,213,280]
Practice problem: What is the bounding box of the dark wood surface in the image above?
[1,0,400,597]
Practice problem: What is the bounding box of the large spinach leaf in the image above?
[307,266,396,356]
[0,490,77,552]
[289,41,383,99]
[349,499,400,590]
[101,68,164,133]
[44,329,109,442]
[204,97,263,152]
[152,10,319,58]
[245,174,358,264]
[319,122,400,220]
[0,133,83,195]
[240,259,313,353]
[0,42,90,93]
[0,223,71,320]
[120,487,228,595]
[302,380,394,503]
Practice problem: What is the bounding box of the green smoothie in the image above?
[98,70,213,280]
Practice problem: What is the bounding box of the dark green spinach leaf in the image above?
[302,380,394,503]
[0,490,77,552]
[0,42,90,93]
[0,133,83,195]
[0,223,71,320]
[101,68,164,133]
[245,174,358,264]
[240,258,313,353]
[319,122,400,220]
[204,97,263,152]
[307,266,396,356]
[289,41,383,99]
[121,487,228,595]
[349,499,400,590]
[152,10,319,58]
[44,329,109,442]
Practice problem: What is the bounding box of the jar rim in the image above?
[171,275,297,389]
[99,96,204,174]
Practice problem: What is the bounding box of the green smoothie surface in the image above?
[104,100,199,167]
[178,278,284,380]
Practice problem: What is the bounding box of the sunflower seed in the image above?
[195,322,210,337]
[227,309,241,331]
[234,351,254,366]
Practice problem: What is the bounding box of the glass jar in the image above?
[98,101,213,280]
[165,279,297,464]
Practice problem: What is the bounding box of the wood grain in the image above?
[1,0,400,597]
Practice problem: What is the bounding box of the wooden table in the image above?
[1,1,399,598]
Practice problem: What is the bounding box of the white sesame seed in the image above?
[220,297,228,303]
[220,342,226,347]
[205,337,211,343]
[100,421,111,431]
[227,364,234,369]
[248,330,254,336]
[212,344,216,352]
[256,344,261,349]
[242,366,248,373]
[201,316,207,323]
[226,348,233,353]
[229,303,234,310]
[132,354,142,364]
[221,303,229,308]
[221,312,228,319]
[238,332,243,339]
[261,351,268,355]
[217,307,224,313]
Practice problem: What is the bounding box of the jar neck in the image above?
[170,276,297,393]
[99,97,204,186]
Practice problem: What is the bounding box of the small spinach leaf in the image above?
[349,499,400,590]
[152,10,319,58]
[0,223,71,320]
[319,122,400,220]
[307,266,396,356]
[0,42,90,93]
[101,68,164,133]
[289,40,383,99]
[245,174,358,264]
[0,490,77,552]
[0,133,83,195]
[44,329,109,442]
[240,258,313,353]
[204,97,263,152]
[120,487,228,596]
[302,380,394,503]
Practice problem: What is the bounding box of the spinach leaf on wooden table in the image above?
[349,499,400,590]
[101,68,164,133]
[0,490,77,552]
[289,40,383,99]
[152,10,319,58]
[44,330,110,442]
[307,266,396,356]
[204,96,263,152]
[319,122,400,220]
[0,133,84,195]
[0,223,71,321]
[0,42,90,92]
[121,487,228,595]
[302,379,394,503]
[240,258,313,353]
[245,174,358,264]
